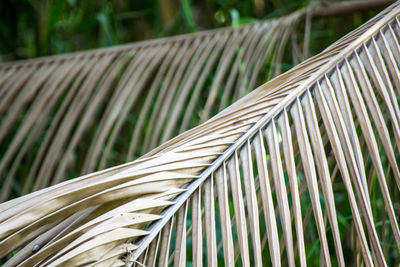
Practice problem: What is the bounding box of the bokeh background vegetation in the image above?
[0,1,397,266]
[0,0,383,62]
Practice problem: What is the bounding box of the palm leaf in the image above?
[1,1,400,266]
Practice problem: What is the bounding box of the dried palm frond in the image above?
[1,1,399,266]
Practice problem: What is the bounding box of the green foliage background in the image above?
[0,0,382,62]
[0,1,396,266]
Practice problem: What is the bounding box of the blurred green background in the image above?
[0,1,397,266]
[0,0,384,62]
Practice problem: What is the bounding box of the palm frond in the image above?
[1,1,399,266]
[128,4,400,265]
